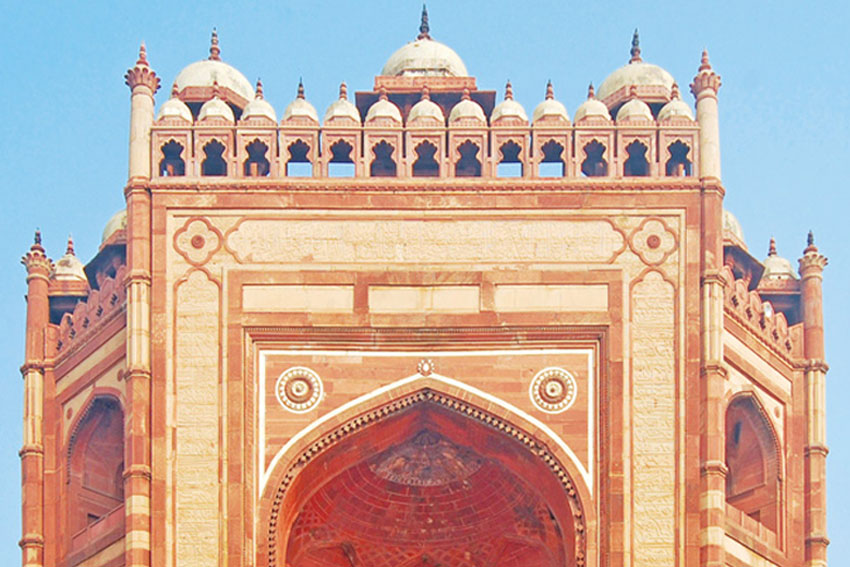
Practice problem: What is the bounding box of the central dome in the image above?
[381,6,468,77]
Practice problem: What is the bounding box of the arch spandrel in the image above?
[258,376,595,567]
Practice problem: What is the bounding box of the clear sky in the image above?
[1,0,847,560]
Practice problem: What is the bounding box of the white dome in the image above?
[241,79,277,122]
[199,96,235,122]
[598,61,674,103]
[762,239,797,280]
[157,90,193,123]
[723,209,746,248]
[52,238,86,283]
[532,81,569,123]
[381,7,467,77]
[282,82,319,123]
[102,210,127,244]
[366,94,403,123]
[449,92,486,123]
[658,84,694,121]
[382,38,467,77]
[616,97,653,122]
[324,82,361,124]
[574,84,611,122]
[173,60,254,103]
[408,91,445,123]
[491,82,527,123]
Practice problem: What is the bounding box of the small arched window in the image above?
[581,140,607,177]
[623,140,649,176]
[665,141,692,177]
[725,395,780,531]
[539,139,565,177]
[497,140,523,178]
[412,141,439,177]
[244,140,270,177]
[328,139,355,177]
[287,140,313,177]
[370,141,397,177]
[159,140,185,176]
[201,140,227,176]
[455,140,481,177]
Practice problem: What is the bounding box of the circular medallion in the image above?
[417,359,435,376]
[275,367,323,413]
[529,367,577,414]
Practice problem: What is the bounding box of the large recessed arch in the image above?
[258,375,594,567]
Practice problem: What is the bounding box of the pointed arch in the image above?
[258,374,593,567]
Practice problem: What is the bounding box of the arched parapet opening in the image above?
[495,139,524,178]
[454,139,483,177]
[324,137,357,177]
[665,140,692,177]
[622,139,650,176]
[259,375,594,567]
[536,138,566,178]
[244,139,271,177]
[285,139,314,177]
[580,139,608,177]
[369,139,398,177]
[63,391,126,563]
[725,391,782,533]
[411,139,440,177]
[159,139,186,177]
[201,138,228,176]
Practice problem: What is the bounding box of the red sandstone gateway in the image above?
[19,8,828,567]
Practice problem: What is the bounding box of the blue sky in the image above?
[0,0,847,559]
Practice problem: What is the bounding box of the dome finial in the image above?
[421,85,430,100]
[297,78,305,99]
[545,80,554,100]
[768,236,777,256]
[805,230,818,253]
[418,3,431,40]
[630,28,642,63]
[504,80,513,100]
[339,81,348,100]
[209,28,221,61]
[671,82,680,99]
[212,79,222,99]
[34,229,42,246]
[255,78,264,99]
[699,49,712,72]
[379,86,388,101]
[137,42,148,66]
[629,84,638,99]
[461,87,471,101]
[66,234,75,256]
[171,83,179,98]
[587,82,595,99]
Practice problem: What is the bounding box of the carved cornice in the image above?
[56,264,127,356]
[123,464,153,481]
[804,359,830,373]
[700,459,728,478]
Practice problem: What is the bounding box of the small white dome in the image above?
[173,32,253,106]
[282,82,319,123]
[52,238,87,283]
[574,85,611,122]
[324,82,361,124]
[532,81,569,123]
[761,238,797,280]
[449,91,486,123]
[157,89,193,123]
[366,92,403,123]
[491,82,527,123]
[241,79,277,122]
[658,84,694,121]
[102,210,127,244]
[199,96,235,122]
[597,31,674,106]
[408,89,445,123]
[723,209,746,248]
[616,96,653,122]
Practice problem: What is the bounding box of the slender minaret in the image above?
[690,50,722,181]
[124,42,160,181]
[798,232,829,567]
[123,44,156,567]
[20,231,52,567]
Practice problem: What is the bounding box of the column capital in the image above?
[690,50,721,97]
[124,42,160,94]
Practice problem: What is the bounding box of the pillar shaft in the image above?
[690,51,722,182]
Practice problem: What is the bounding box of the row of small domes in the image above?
[158,77,694,126]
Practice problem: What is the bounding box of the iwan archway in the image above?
[259,385,591,567]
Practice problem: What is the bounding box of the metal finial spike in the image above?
[588,82,595,99]
[505,80,513,100]
[699,49,712,72]
[808,231,815,246]
[255,78,264,99]
[34,229,42,246]
[209,28,221,61]
[630,28,642,63]
[545,80,554,100]
[339,81,348,100]
[768,237,777,256]
[66,234,75,256]
[297,78,305,99]
[418,3,431,39]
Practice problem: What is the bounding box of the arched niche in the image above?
[259,382,591,567]
[725,393,781,532]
